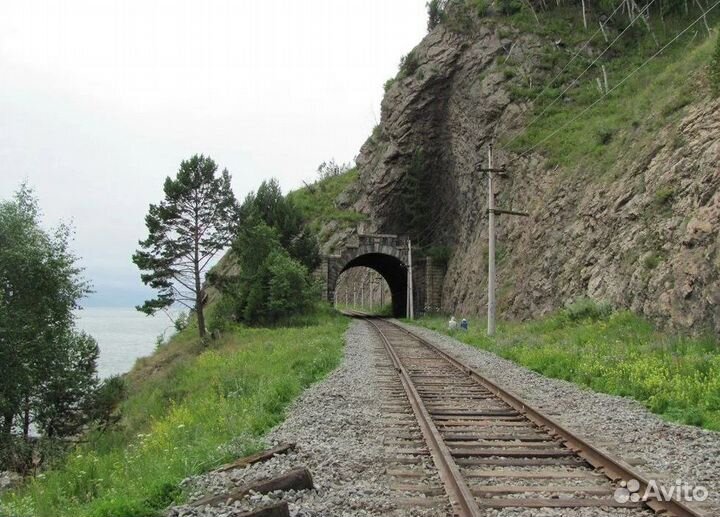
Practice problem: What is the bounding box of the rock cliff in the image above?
[335,13,720,333]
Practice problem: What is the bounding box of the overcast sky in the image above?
[0,0,427,307]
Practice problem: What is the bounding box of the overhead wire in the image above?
[508,0,626,140]
[507,0,720,166]
[503,0,658,151]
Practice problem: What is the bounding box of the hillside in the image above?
[310,2,720,334]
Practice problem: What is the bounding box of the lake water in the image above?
[75,307,178,378]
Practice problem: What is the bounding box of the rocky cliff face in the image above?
[338,17,720,333]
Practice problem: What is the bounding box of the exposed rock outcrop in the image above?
[337,19,720,333]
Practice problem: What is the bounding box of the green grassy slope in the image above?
[1,309,347,517]
[501,7,720,175]
[287,169,365,234]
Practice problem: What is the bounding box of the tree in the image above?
[426,0,448,31]
[133,155,239,338]
[238,179,320,271]
[212,221,316,326]
[209,179,320,327]
[0,185,98,458]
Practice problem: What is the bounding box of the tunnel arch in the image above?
[339,253,407,317]
[325,234,410,318]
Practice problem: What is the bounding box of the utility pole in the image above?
[407,239,414,320]
[487,145,496,336]
[478,143,529,337]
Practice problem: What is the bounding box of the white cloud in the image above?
[0,0,427,306]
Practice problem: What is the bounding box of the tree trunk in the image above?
[194,203,206,339]
[196,295,206,338]
[22,395,30,440]
[2,411,13,436]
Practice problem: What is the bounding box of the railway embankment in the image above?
[0,310,347,517]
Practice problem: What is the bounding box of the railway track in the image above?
[352,313,706,517]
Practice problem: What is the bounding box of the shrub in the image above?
[596,127,614,145]
[426,0,448,31]
[644,253,661,270]
[90,375,127,431]
[470,0,489,16]
[426,246,452,269]
[265,251,317,323]
[497,0,522,15]
[562,297,612,322]
[711,33,720,97]
[399,50,420,78]
[654,186,675,205]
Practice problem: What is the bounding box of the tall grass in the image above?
[412,304,720,431]
[1,310,347,517]
[287,169,365,233]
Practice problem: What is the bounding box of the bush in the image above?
[426,0,448,30]
[215,221,318,327]
[90,375,127,431]
[399,50,420,78]
[711,33,720,97]
[470,0,489,17]
[654,186,675,205]
[562,297,612,322]
[596,127,614,145]
[497,0,522,15]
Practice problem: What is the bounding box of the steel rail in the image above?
[382,318,706,517]
[365,317,483,517]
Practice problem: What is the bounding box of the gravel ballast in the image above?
[395,320,720,516]
[167,321,445,517]
[169,319,720,516]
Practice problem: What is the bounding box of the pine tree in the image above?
[133,155,239,338]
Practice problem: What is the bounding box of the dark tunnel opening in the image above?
[339,253,407,317]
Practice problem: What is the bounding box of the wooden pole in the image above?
[487,145,496,337]
[407,239,414,320]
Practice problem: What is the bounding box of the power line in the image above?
[503,0,657,150]
[510,0,720,164]
[522,2,625,114]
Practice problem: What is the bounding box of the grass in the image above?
[287,168,366,234]
[410,301,720,431]
[501,7,720,176]
[1,308,348,517]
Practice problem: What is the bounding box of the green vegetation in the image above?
[399,50,421,78]
[210,180,320,327]
[1,309,347,517]
[0,185,117,473]
[654,186,675,206]
[502,7,720,175]
[287,168,365,233]
[133,154,239,338]
[711,31,720,96]
[412,301,720,430]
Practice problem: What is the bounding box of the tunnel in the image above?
[339,252,407,317]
